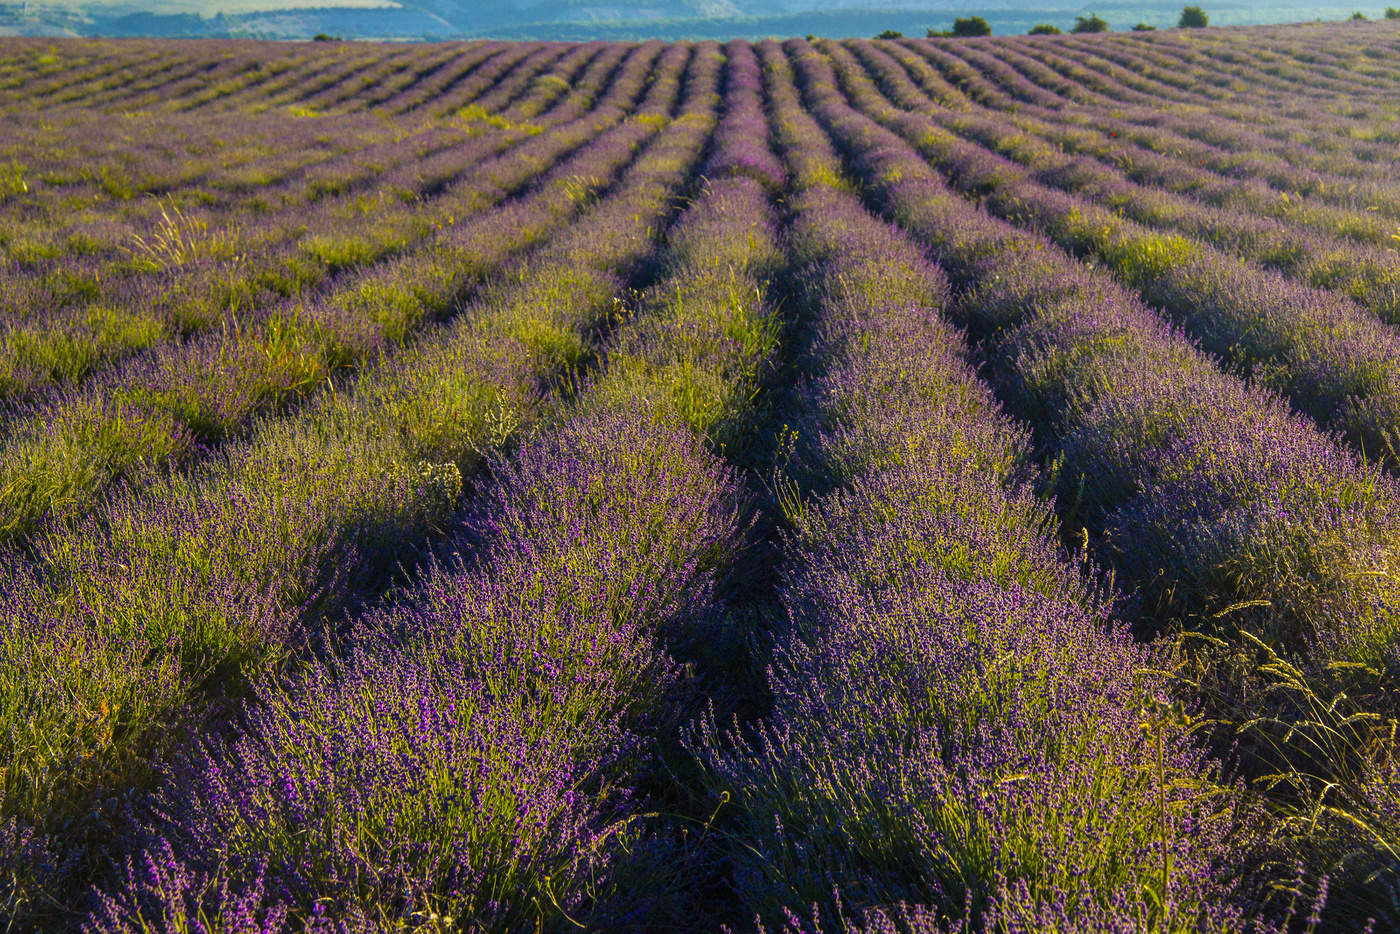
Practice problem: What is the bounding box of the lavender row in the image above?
[0,108,660,542]
[1024,37,1400,190]
[903,37,1400,205]
[697,46,1252,931]
[0,45,721,923]
[0,39,639,324]
[798,39,1400,918]
[835,42,1400,471]
[1009,33,1400,167]
[855,41,1400,314]
[88,54,785,931]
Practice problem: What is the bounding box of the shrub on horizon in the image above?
[951,15,992,36]
[1071,12,1109,32]
[875,28,903,38]
[1179,5,1209,27]
[1029,23,1062,34]
[1133,21,1157,30]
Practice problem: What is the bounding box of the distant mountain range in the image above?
[0,0,1382,40]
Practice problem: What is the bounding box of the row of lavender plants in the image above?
[902,34,1400,206]
[694,44,1255,932]
[0,43,721,925]
[86,43,788,932]
[873,38,1400,258]
[788,37,1400,928]
[0,41,678,544]
[836,40,1400,471]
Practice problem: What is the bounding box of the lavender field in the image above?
[3,20,1400,933]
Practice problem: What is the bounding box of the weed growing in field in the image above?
[0,161,27,200]
[1183,630,1399,928]
[454,103,541,135]
[129,197,218,269]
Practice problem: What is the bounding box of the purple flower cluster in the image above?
[704,41,786,192]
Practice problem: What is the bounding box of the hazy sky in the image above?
[23,0,398,11]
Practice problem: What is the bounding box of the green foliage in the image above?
[1350,9,1368,18]
[454,102,515,130]
[950,15,991,36]
[0,307,164,401]
[298,232,380,272]
[875,28,903,39]
[1072,12,1110,32]
[1179,5,1209,27]
[1028,23,1062,34]
[1182,632,1399,929]
[0,161,27,201]
[128,196,239,270]
[1387,6,1400,17]
[926,17,991,37]
[1133,22,1157,30]
[97,166,135,200]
